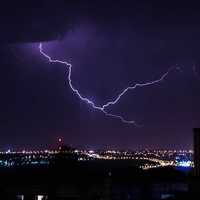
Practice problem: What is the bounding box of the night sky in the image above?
[0,1,200,150]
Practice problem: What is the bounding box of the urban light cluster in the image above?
[0,148,193,170]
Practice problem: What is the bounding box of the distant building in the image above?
[193,128,200,176]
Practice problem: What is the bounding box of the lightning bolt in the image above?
[39,43,180,125]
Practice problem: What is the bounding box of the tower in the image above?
[58,138,63,151]
[193,128,200,176]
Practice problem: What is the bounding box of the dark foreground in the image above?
[0,158,199,200]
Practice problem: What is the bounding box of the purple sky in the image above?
[0,1,200,150]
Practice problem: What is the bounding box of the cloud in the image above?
[0,1,76,43]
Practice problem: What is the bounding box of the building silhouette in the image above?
[193,128,200,177]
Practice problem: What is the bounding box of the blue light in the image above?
[176,161,192,167]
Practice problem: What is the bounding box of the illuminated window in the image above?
[16,195,24,200]
[35,195,48,200]
[161,194,174,199]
